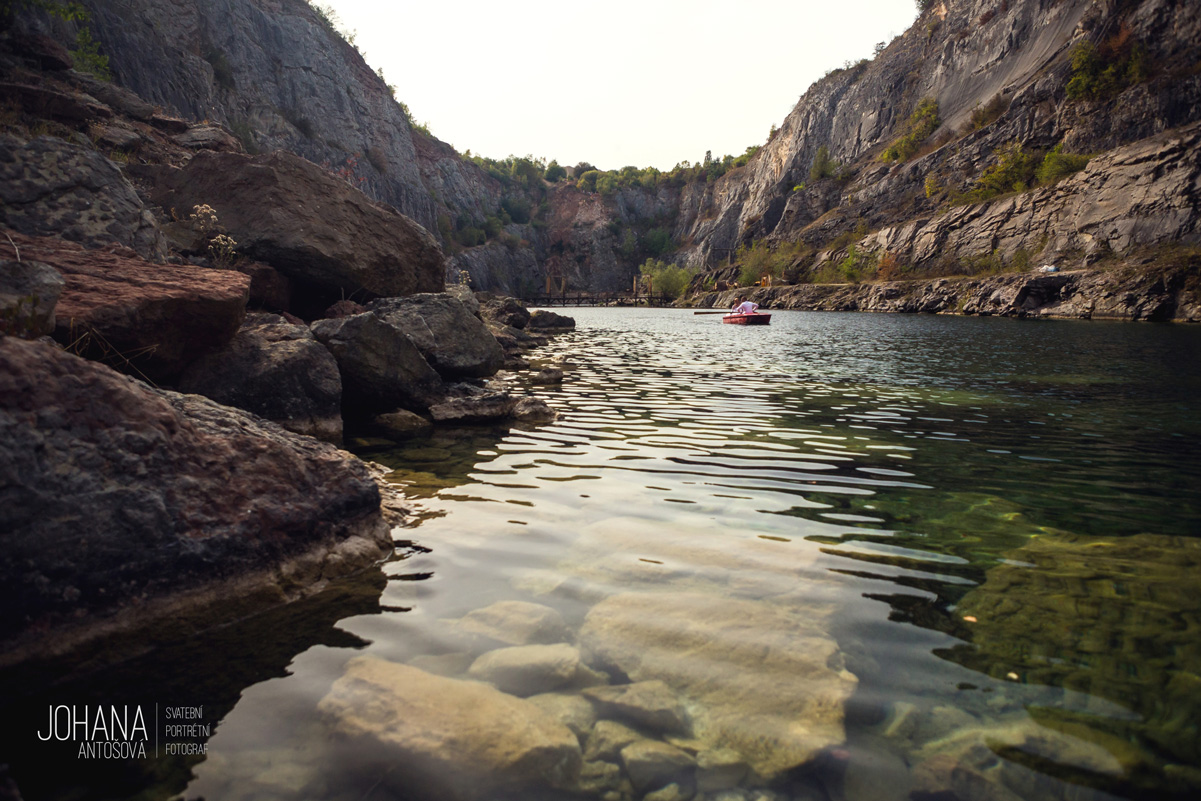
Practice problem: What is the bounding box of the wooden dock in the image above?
[520,291,674,308]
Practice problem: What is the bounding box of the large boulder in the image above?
[144,151,445,308]
[0,337,390,660]
[367,293,504,378]
[478,294,532,329]
[579,591,858,782]
[0,257,64,337]
[8,232,249,382]
[311,312,443,414]
[319,657,582,801]
[178,313,343,443]
[0,134,166,260]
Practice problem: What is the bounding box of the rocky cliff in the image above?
[11,0,1201,306]
[672,0,1201,277]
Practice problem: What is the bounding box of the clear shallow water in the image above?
[5,309,1200,801]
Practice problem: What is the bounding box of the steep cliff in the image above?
[673,0,1201,275]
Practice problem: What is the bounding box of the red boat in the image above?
[722,312,771,325]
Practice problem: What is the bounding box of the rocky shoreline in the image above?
[691,260,1200,322]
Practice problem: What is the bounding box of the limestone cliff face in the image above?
[674,0,1201,271]
[60,0,439,232]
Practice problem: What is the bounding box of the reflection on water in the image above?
[8,309,1201,801]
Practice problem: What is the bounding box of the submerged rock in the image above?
[319,657,582,801]
[467,643,582,697]
[429,392,516,423]
[579,591,857,782]
[582,680,690,735]
[0,337,389,660]
[454,599,571,646]
[620,739,696,792]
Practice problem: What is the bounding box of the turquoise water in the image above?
[4,308,1199,800]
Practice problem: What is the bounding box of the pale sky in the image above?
[322,1,920,171]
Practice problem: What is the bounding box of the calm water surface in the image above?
[8,308,1201,801]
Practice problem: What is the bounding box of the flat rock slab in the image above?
[579,591,857,782]
[319,657,581,801]
[8,232,248,382]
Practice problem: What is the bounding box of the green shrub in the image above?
[1066,25,1149,102]
[967,141,1038,201]
[205,47,235,90]
[576,170,599,192]
[644,228,673,258]
[70,28,110,81]
[809,145,839,182]
[639,258,694,300]
[1034,144,1091,185]
[967,94,1009,131]
[881,97,940,162]
[596,173,618,196]
[501,196,531,225]
[545,160,566,182]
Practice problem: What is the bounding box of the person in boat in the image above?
[731,296,759,314]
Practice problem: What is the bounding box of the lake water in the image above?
[5,308,1200,801]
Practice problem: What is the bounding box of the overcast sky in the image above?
[321,1,920,171]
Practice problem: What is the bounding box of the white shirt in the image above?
[733,301,758,314]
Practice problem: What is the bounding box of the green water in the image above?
[3,309,1199,801]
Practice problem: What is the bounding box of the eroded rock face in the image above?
[311,312,444,414]
[146,150,444,308]
[579,591,857,782]
[0,337,389,655]
[0,134,166,260]
[367,293,504,378]
[8,232,249,382]
[319,657,582,801]
[178,313,342,443]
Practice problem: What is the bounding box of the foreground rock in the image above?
[367,293,504,378]
[579,591,857,782]
[311,312,444,414]
[319,657,582,801]
[178,313,343,443]
[8,231,249,382]
[144,150,445,308]
[0,337,390,661]
[0,133,167,261]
